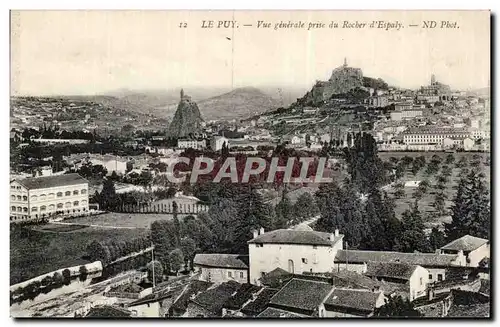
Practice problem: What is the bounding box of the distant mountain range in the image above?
[196,87,282,121]
[35,86,308,122]
[467,87,490,97]
[98,87,293,121]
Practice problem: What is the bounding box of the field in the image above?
[10,225,148,285]
[66,212,191,229]
[382,152,490,228]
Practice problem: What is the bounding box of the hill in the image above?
[167,90,204,138]
[196,87,280,121]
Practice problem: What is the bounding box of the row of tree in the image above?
[86,236,151,265]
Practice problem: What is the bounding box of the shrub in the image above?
[62,268,71,284]
[52,272,64,286]
[79,265,88,276]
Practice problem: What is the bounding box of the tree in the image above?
[293,192,319,223]
[428,227,446,251]
[394,202,431,253]
[375,296,421,317]
[147,260,164,284]
[151,220,181,261]
[180,237,197,269]
[432,192,446,215]
[316,182,365,248]
[109,171,120,181]
[62,269,71,285]
[343,133,388,193]
[445,170,490,241]
[52,272,64,286]
[172,201,181,246]
[168,249,184,275]
[41,275,53,287]
[275,193,294,229]
[418,180,430,194]
[79,265,88,276]
[86,240,110,263]
[393,182,405,199]
[79,265,88,282]
[445,153,455,165]
[99,178,119,210]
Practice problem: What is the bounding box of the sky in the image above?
[10,10,490,96]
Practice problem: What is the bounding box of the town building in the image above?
[267,278,334,316]
[193,254,249,284]
[365,262,429,301]
[177,138,206,150]
[334,249,466,282]
[366,95,389,108]
[390,107,423,121]
[183,281,242,317]
[210,136,229,151]
[402,127,471,145]
[440,235,490,268]
[320,288,385,317]
[248,228,344,285]
[420,74,452,99]
[10,173,89,222]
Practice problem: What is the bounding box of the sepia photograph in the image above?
[9,9,491,319]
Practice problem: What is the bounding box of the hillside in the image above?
[196,87,280,121]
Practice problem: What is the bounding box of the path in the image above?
[50,221,137,230]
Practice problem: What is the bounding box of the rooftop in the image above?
[403,127,469,135]
[170,280,213,313]
[324,288,382,313]
[248,229,343,246]
[365,262,419,281]
[84,305,131,318]
[257,307,309,318]
[260,268,293,288]
[193,254,249,269]
[191,281,242,315]
[268,278,333,313]
[440,235,489,252]
[240,288,279,316]
[335,250,460,267]
[14,173,88,190]
[223,283,262,310]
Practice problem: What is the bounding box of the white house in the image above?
[10,173,89,223]
[365,262,430,301]
[193,254,249,284]
[248,227,344,285]
[440,235,489,267]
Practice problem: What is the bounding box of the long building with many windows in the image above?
[402,127,471,145]
[10,173,89,223]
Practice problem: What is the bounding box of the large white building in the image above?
[177,138,207,150]
[10,173,89,223]
[247,226,344,285]
[402,128,471,145]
